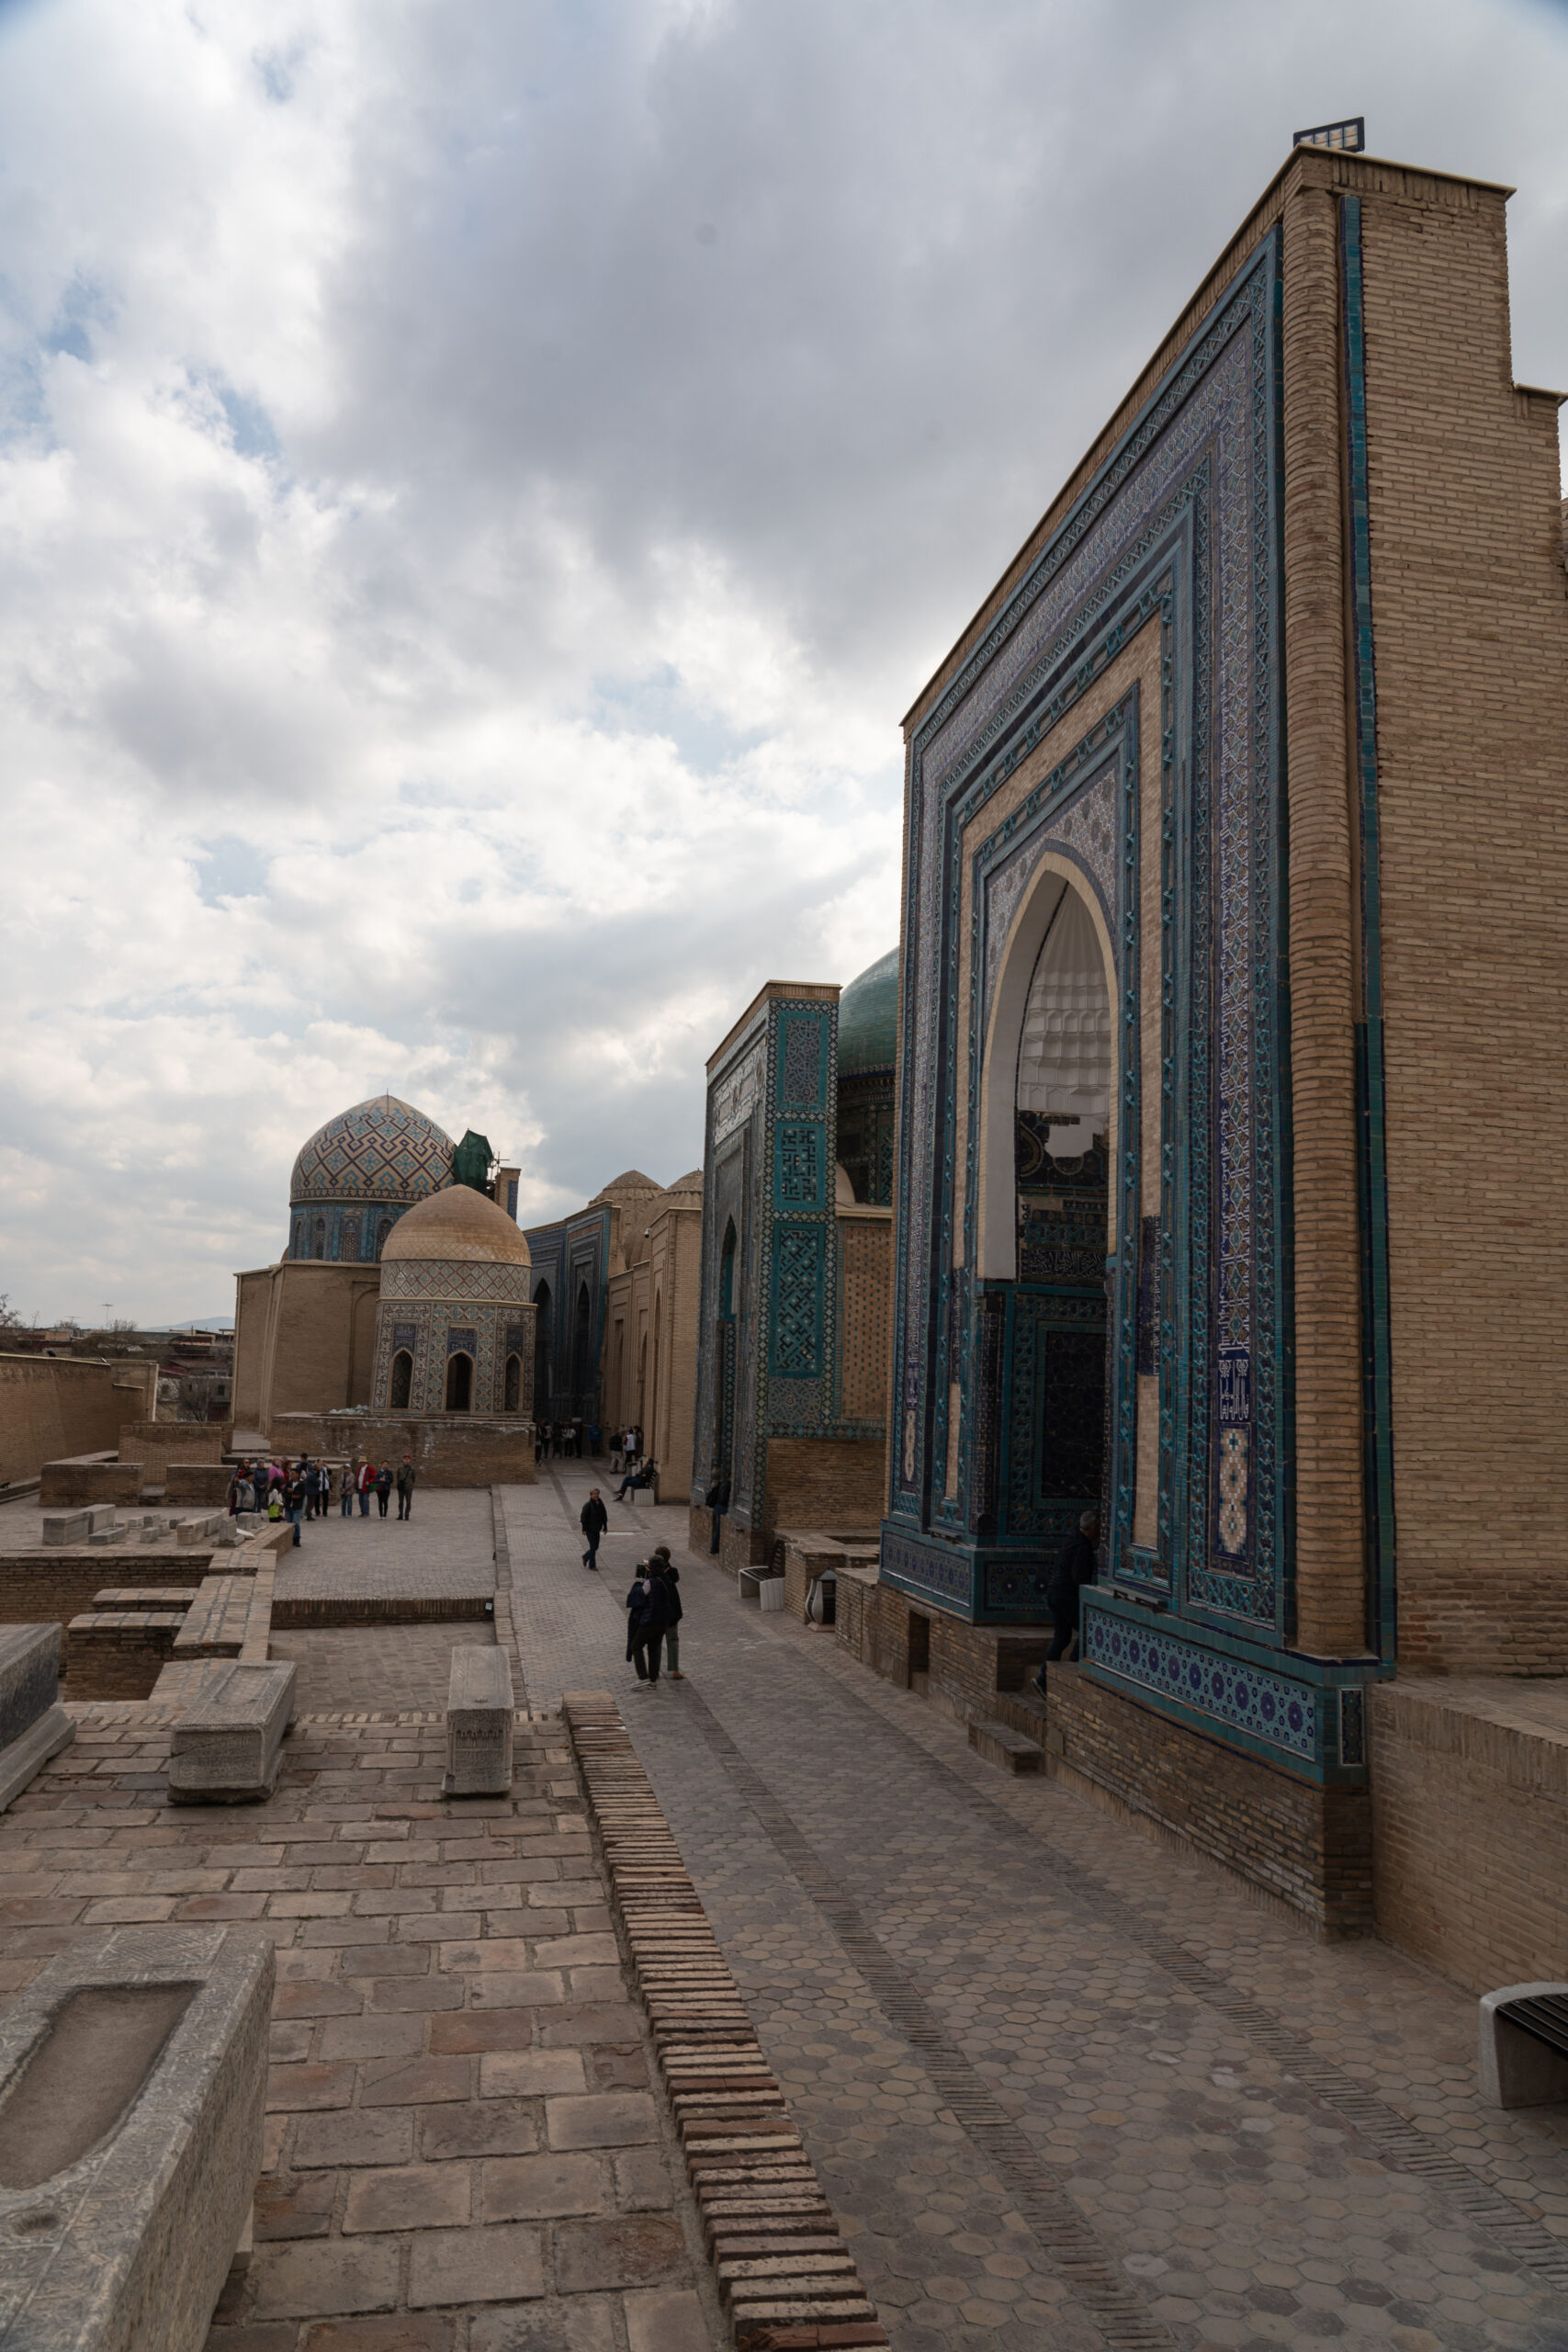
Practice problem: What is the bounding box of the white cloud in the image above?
[0,0,1564,1317]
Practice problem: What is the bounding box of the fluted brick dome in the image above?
[290,1095,454,1208]
[380,1181,531,1267]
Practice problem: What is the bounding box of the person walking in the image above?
[625,1558,673,1688]
[650,1543,683,1679]
[580,1487,607,1571]
[356,1458,375,1516]
[396,1455,416,1521]
[375,1462,394,1519]
[705,1474,729,1555]
[1034,1510,1100,1690]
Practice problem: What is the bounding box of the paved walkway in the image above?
[273,1487,496,1603]
[501,1471,1568,2352]
[271,1623,499,1716]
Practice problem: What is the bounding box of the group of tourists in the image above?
[534,1420,597,1463]
[227,1453,420,1543]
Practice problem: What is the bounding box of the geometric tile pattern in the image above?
[1081,1601,1319,1766]
[290,1094,454,1207]
[889,228,1289,1650]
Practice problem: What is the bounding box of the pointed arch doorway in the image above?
[975,863,1115,1555]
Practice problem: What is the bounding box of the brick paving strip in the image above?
[562,1687,892,2352]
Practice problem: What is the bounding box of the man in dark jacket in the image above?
[375,1464,394,1520]
[1035,1510,1100,1690]
[625,1562,673,1686]
[705,1475,730,1555]
[581,1488,608,1570]
[650,1543,684,1679]
[396,1456,416,1521]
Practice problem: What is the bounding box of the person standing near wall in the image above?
[1034,1510,1100,1688]
[341,1462,356,1518]
[357,1458,375,1516]
[375,1463,393,1519]
[396,1455,416,1521]
[581,1487,607,1571]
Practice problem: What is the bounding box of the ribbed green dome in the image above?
[838,946,899,1076]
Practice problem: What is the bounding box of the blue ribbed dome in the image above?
[838,947,898,1076]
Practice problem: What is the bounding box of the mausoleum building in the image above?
[877,139,1568,1953]
[690,951,897,1571]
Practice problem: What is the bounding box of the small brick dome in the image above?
[380,1182,532,1267]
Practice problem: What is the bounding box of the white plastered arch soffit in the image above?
[975,853,1119,1281]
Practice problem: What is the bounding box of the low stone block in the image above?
[0,1623,74,1810]
[966,1719,1043,1774]
[41,1511,91,1548]
[444,1645,514,1796]
[1479,1984,1568,2108]
[0,1623,63,1750]
[168,1660,297,1804]
[0,1923,273,2352]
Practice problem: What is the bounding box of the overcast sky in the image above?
[2,0,1564,1324]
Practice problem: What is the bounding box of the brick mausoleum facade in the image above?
[877,141,1568,1946]
[690,954,897,1572]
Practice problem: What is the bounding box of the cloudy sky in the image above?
[2,0,1564,1324]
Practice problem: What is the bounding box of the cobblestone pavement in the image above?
[273,1623,499,1715]
[501,1473,1568,2352]
[0,1699,723,2352]
[273,1487,496,1602]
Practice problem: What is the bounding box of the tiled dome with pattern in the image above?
[288,1095,455,1208]
[837,946,899,1077]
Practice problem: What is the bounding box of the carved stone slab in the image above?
[445,1643,514,1795]
[167,1661,297,1804]
[0,1924,273,2352]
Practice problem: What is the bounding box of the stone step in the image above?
[967,1717,1044,1773]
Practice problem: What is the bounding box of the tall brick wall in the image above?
[763,1438,885,1538]
[0,1355,158,1489]
[1359,177,1568,1671]
[231,1261,381,1435]
[838,1213,892,1425]
[1371,1681,1568,1991]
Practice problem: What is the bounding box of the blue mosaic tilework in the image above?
[880,1527,974,1613]
[291,1096,454,1209]
[1081,1602,1317,1766]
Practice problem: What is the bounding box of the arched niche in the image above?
[975,854,1119,1282]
